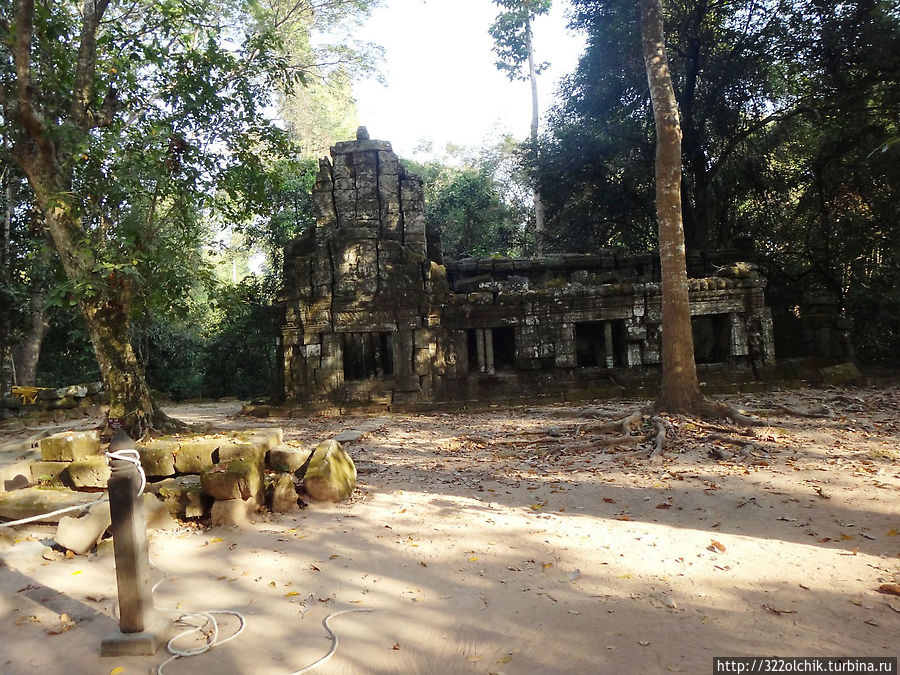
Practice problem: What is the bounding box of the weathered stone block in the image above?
[267,445,310,473]
[40,430,101,462]
[143,493,179,530]
[266,474,299,513]
[154,475,208,519]
[377,151,401,175]
[66,455,111,489]
[28,460,70,484]
[0,486,98,523]
[238,428,283,450]
[218,439,266,465]
[302,440,357,503]
[55,500,111,555]
[333,430,364,443]
[201,459,262,501]
[820,362,862,384]
[210,497,258,527]
[136,440,178,478]
[332,139,392,154]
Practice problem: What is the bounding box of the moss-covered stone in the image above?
[302,440,356,503]
[40,430,101,462]
[820,361,862,384]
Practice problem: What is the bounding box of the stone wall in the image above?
[277,130,775,408]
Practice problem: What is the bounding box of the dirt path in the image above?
[1,386,898,674]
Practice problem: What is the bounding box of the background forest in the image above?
[2,0,898,403]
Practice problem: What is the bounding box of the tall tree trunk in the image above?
[17,154,161,437]
[81,291,160,437]
[525,13,546,255]
[639,0,703,412]
[7,0,169,438]
[0,170,12,395]
[12,285,49,385]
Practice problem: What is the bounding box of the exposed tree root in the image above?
[704,432,761,454]
[751,403,834,419]
[648,415,672,464]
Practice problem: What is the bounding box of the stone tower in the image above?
[278,129,449,405]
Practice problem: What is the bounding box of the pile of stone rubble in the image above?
[0,421,385,554]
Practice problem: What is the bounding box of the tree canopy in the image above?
[539,0,900,360]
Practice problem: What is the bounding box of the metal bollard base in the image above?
[100,616,170,656]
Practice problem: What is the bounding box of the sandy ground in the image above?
[0,386,898,674]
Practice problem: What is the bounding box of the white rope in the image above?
[1,441,374,674]
[290,608,375,675]
[0,497,107,528]
[104,448,147,496]
[156,610,247,675]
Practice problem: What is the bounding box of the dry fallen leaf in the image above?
[603,498,616,504]
[655,503,672,510]
[708,540,726,553]
[47,613,75,635]
[392,643,400,651]
[877,583,900,597]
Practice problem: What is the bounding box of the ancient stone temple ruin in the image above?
[276,131,775,408]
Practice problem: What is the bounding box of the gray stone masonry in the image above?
[277,133,776,408]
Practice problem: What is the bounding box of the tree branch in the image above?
[11,0,50,148]
[70,0,113,128]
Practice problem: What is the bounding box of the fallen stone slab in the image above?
[302,440,357,503]
[55,500,111,555]
[1,461,35,493]
[40,430,101,462]
[0,486,101,524]
[334,430,364,443]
